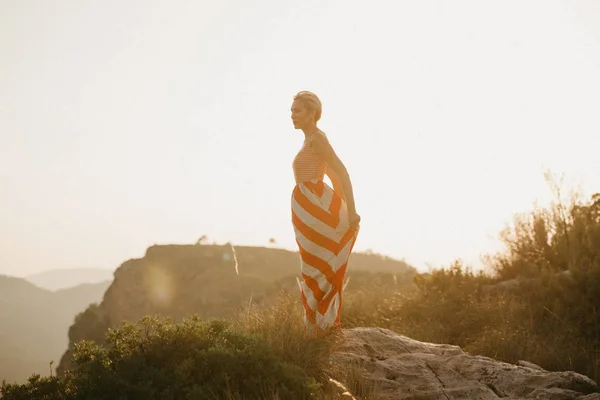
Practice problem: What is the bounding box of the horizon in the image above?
[2,0,600,278]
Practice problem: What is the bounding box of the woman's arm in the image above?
[311,133,360,228]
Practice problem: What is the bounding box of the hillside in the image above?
[25,268,115,291]
[6,190,600,398]
[5,298,599,399]
[56,243,416,375]
[0,276,110,384]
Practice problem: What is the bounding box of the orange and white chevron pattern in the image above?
[291,179,359,336]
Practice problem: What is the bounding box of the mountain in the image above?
[0,276,110,384]
[25,268,115,291]
[57,243,417,375]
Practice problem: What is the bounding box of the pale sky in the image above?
[1,0,599,277]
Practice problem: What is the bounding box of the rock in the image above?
[579,394,600,400]
[330,327,599,400]
[516,360,545,371]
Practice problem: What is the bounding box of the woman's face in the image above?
[290,99,314,130]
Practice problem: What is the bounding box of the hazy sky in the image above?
[1,0,599,277]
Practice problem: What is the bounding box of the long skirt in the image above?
[291,179,359,336]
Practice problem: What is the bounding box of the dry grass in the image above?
[230,291,386,399]
[232,291,339,383]
[339,265,600,384]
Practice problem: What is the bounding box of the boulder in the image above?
[330,327,599,400]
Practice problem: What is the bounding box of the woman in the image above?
[290,91,360,337]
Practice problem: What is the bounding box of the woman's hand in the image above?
[349,211,361,231]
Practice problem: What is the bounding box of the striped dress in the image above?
[291,130,359,336]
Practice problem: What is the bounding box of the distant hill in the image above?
[0,276,110,384]
[25,268,114,291]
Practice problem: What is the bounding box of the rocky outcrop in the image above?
[330,327,599,400]
[57,243,415,376]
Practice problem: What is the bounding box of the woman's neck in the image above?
[302,125,319,138]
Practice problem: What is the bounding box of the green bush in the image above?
[1,315,322,400]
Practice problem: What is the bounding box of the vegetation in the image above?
[1,295,334,400]
[3,173,599,398]
[342,174,600,382]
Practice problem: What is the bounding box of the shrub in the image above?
[340,174,600,383]
[2,315,322,400]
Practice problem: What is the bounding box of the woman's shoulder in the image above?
[311,129,330,144]
[308,129,333,155]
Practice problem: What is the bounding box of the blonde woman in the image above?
[290,91,360,337]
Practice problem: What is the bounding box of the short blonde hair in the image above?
[293,91,322,121]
